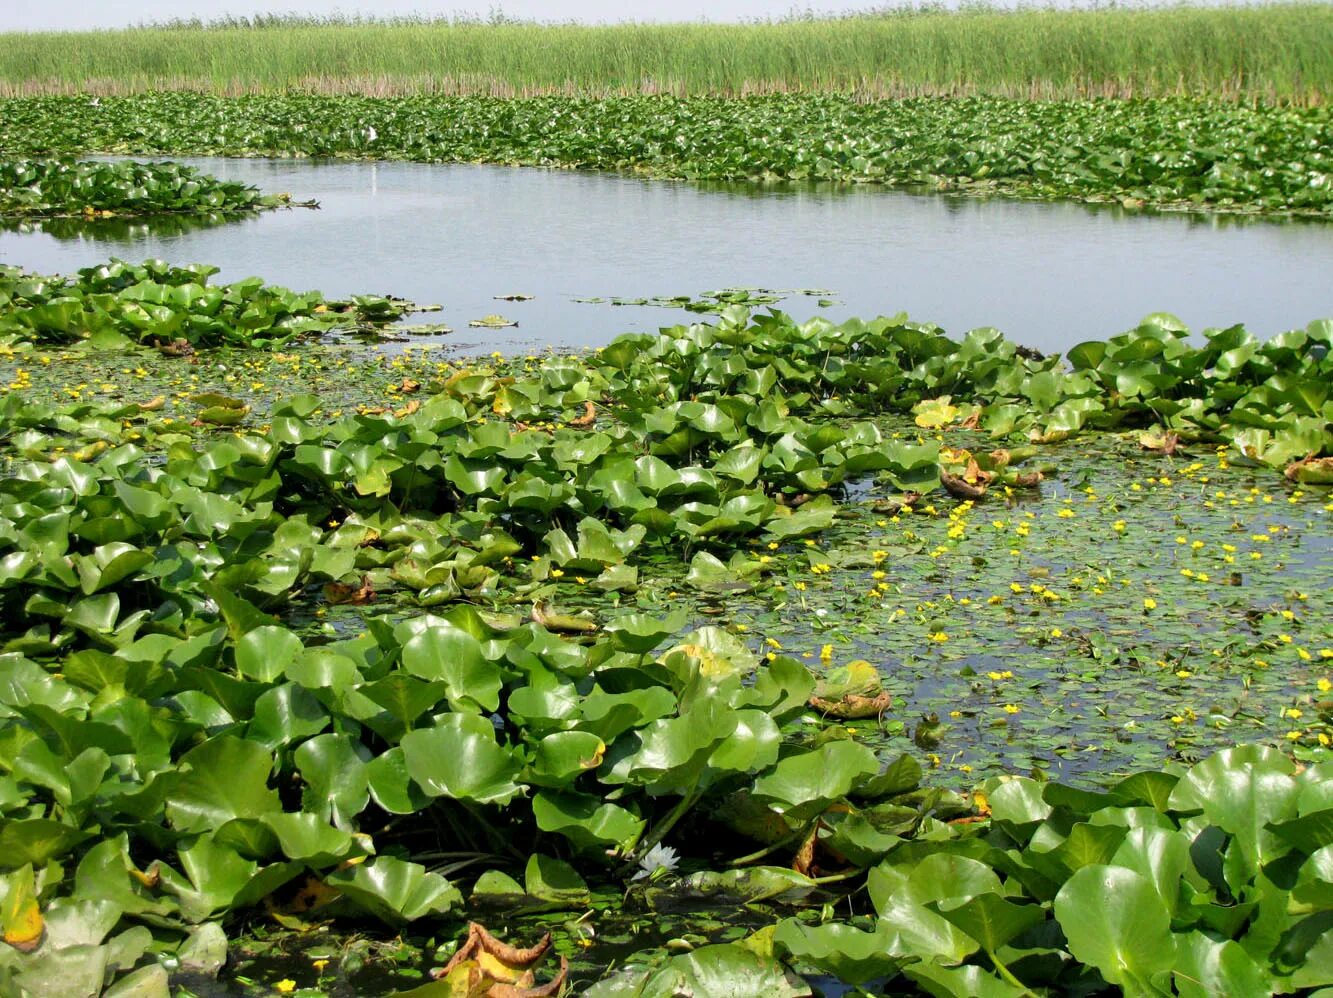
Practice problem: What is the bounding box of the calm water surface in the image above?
[1,157,1329,355]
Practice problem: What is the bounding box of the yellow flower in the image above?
[1285,708,1303,720]
[550,568,564,578]
[275,982,297,995]
[1003,704,1020,714]
[1057,509,1075,519]
[1143,598,1157,610]
[820,644,834,662]
[928,631,949,643]
[1050,628,1062,638]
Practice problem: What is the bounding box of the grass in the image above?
[0,4,1329,103]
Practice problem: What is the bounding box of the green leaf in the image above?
[401,621,501,713]
[773,919,902,985]
[585,944,808,998]
[294,734,370,830]
[1054,865,1176,994]
[524,853,588,907]
[1173,932,1271,998]
[325,856,461,924]
[930,893,1045,952]
[164,736,281,834]
[400,715,524,805]
[1168,745,1299,873]
[532,791,644,853]
[751,741,881,823]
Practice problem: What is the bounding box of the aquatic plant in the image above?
[2,93,1330,215]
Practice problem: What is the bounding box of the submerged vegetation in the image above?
[0,4,1330,102]
[0,244,1330,992]
[3,93,1331,216]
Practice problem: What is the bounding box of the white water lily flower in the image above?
[632,843,680,881]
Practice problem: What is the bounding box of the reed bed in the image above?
[0,4,1329,104]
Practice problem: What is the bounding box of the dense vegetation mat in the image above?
[0,254,1330,994]
[2,94,1330,216]
[0,5,1329,103]
[0,158,309,221]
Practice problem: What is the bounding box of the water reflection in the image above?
[0,211,260,243]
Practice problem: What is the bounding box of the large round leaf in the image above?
[750,741,880,822]
[1054,865,1176,994]
[402,622,501,713]
[400,715,523,805]
[164,736,281,834]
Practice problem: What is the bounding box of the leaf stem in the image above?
[986,947,1036,997]
[624,783,702,872]
[727,821,812,867]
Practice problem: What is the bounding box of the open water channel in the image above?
[1,156,1330,356]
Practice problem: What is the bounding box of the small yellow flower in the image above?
[1143,598,1157,611]
[275,982,297,995]
[820,644,834,662]
[1318,677,1332,693]
[1003,704,1020,714]
[1050,628,1062,638]
[928,631,949,643]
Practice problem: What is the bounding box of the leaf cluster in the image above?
[0,158,295,219]
[2,94,1330,214]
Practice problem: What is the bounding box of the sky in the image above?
[1,0,1261,32]
[6,1,875,32]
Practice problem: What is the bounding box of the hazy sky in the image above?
[4,1,917,32]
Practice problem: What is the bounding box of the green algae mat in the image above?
[0,253,1331,995]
